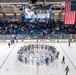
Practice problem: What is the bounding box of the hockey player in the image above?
[51,53,54,63]
[36,57,40,66]
[55,51,60,59]
[8,42,10,48]
[40,56,44,65]
[68,39,71,47]
[25,57,27,64]
[65,66,69,75]
[61,56,65,64]
[45,57,49,66]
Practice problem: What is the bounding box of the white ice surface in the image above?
[0,43,76,75]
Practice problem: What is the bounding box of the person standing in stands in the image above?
[65,66,69,75]
[8,42,10,48]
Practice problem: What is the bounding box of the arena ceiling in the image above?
[0,0,75,2]
[0,0,74,20]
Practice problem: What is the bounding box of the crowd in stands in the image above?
[0,19,76,39]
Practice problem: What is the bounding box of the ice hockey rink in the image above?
[0,42,76,75]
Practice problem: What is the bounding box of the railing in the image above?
[0,34,76,40]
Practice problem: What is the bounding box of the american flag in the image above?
[64,2,76,24]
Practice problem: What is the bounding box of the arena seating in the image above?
[0,19,76,39]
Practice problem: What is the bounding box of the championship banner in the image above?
[49,4,53,20]
[22,5,26,21]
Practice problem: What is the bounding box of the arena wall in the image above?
[0,39,76,43]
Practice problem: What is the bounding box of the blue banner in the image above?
[71,1,76,11]
[49,4,53,19]
[22,5,26,20]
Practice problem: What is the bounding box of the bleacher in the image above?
[0,19,76,40]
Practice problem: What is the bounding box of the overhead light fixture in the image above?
[31,0,37,4]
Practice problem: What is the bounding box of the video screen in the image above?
[23,6,51,21]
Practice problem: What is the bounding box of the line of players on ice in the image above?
[17,44,60,65]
